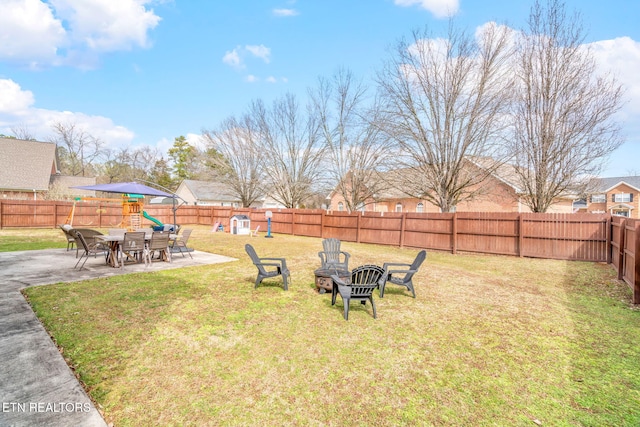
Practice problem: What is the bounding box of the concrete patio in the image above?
[0,247,236,427]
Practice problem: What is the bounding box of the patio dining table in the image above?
[96,233,175,267]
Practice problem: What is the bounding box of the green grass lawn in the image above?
[7,226,640,426]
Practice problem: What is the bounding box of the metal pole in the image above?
[134,179,185,231]
[266,217,273,238]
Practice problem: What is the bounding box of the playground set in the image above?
[64,194,166,230]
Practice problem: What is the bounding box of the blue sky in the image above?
[1,0,639,177]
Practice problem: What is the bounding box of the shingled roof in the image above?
[594,176,640,192]
[177,179,239,204]
[0,137,58,191]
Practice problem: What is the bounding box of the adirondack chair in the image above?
[331,265,385,320]
[245,244,290,290]
[378,250,427,298]
[318,238,350,271]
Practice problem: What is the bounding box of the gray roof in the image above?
[181,179,239,202]
[593,176,640,192]
[0,138,58,191]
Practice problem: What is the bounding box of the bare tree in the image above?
[100,148,134,183]
[99,146,166,184]
[509,0,624,212]
[311,68,392,212]
[253,94,326,208]
[10,123,37,141]
[202,114,266,207]
[49,121,105,177]
[376,21,514,212]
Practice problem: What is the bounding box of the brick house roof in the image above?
[594,176,640,192]
[0,137,58,191]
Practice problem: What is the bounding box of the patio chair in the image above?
[170,228,193,259]
[331,265,385,320]
[135,228,154,238]
[245,244,290,290]
[318,238,350,271]
[147,231,171,263]
[378,250,427,298]
[59,224,76,253]
[118,231,147,268]
[73,228,105,256]
[108,228,126,236]
[74,230,109,270]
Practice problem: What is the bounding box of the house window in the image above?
[416,202,424,213]
[613,193,633,203]
[395,203,403,212]
[612,208,630,217]
[338,202,344,212]
[590,194,606,203]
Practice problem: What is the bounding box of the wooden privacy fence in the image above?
[611,216,640,304]
[0,200,637,302]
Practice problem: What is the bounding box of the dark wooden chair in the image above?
[318,238,350,271]
[245,244,290,290]
[378,250,427,298]
[331,265,385,320]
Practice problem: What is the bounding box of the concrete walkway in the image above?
[0,248,236,427]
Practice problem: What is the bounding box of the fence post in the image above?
[606,215,612,264]
[518,214,524,257]
[291,209,296,236]
[356,212,361,243]
[634,221,640,304]
[618,219,626,281]
[0,200,3,229]
[399,213,406,248]
[452,212,457,254]
[321,210,325,238]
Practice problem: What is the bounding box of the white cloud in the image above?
[0,79,35,113]
[0,78,134,146]
[273,8,298,17]
[222,48,243,69]
[222,45,271,69]
[266,76,277,83]
[0,0,161,68]
[245,45,271,63]
[394,0,458,18]
[0,0,67,68]
[589,37,640,116]
[246,75,258,83]
[51,0,161,52]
